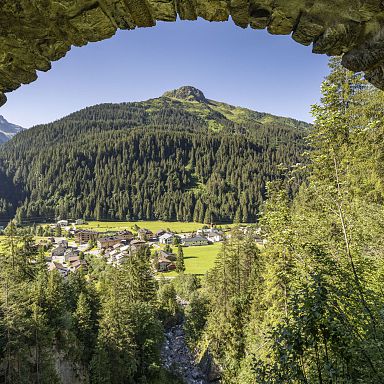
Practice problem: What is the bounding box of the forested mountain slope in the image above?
[0,86,310,223]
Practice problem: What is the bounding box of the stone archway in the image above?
[1,0,384,106]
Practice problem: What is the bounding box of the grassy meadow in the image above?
[78,220,238,234]
[159,242,222,276]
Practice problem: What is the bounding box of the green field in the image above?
[78,220,238,234]
[161,243,222,276]
[183,243,221,274]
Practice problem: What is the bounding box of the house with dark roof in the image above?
[182,236,209,247]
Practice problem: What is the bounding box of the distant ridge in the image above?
[0,115,24,144]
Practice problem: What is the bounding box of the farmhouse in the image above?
[182,236,209,247]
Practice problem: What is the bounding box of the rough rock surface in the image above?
[163,86,208,103]
[54,349,89,384]
[162,324,210,383]
[1,0,384,105]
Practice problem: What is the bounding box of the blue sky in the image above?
[0,18,330,128]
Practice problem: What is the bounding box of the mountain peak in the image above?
[162,86,207,103]
[0,115,24,144]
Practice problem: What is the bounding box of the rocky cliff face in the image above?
[1,0,384,106]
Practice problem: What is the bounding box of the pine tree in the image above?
[176,245,185,274]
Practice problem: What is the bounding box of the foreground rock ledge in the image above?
[1,0,384,105]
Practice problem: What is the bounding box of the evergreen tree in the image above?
[176,245,185,274]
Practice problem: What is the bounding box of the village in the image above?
[45,219,231,277]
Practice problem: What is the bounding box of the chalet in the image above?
[69,259,87,273]
[116,230,134,241]
[158,250,176,261]
[156,253,176,272]
[130,239,147,252]
[75,229,99,244]
[159,233,174,244]
[182,236,209,247]
[197,228,224,242]
[97,236,122,249]
[52,245,66,258]
[138,228,153,240]
[48,261,68,277]
[157,258,173,272]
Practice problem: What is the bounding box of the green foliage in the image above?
[173,274,200,301]
[176,245,185,274]
[156,282,181,329]
[189,60,384,383]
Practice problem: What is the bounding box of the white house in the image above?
[207,233,223,243]
[159,233,175,244]
[57,220,69,227]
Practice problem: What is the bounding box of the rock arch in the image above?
[1,0,384,106]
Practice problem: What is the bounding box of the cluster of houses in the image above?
[45,222,228,275]
[46,239,87,277]
[103,239,148,266]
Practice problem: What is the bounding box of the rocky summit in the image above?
[163,86,208,103]
[2,1,384,106]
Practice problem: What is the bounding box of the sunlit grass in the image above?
[78,220,238,234]
[160,242,222,276]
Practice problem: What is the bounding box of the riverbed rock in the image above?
[161,324,209,384]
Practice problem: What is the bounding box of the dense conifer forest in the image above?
[0,87,310,223]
